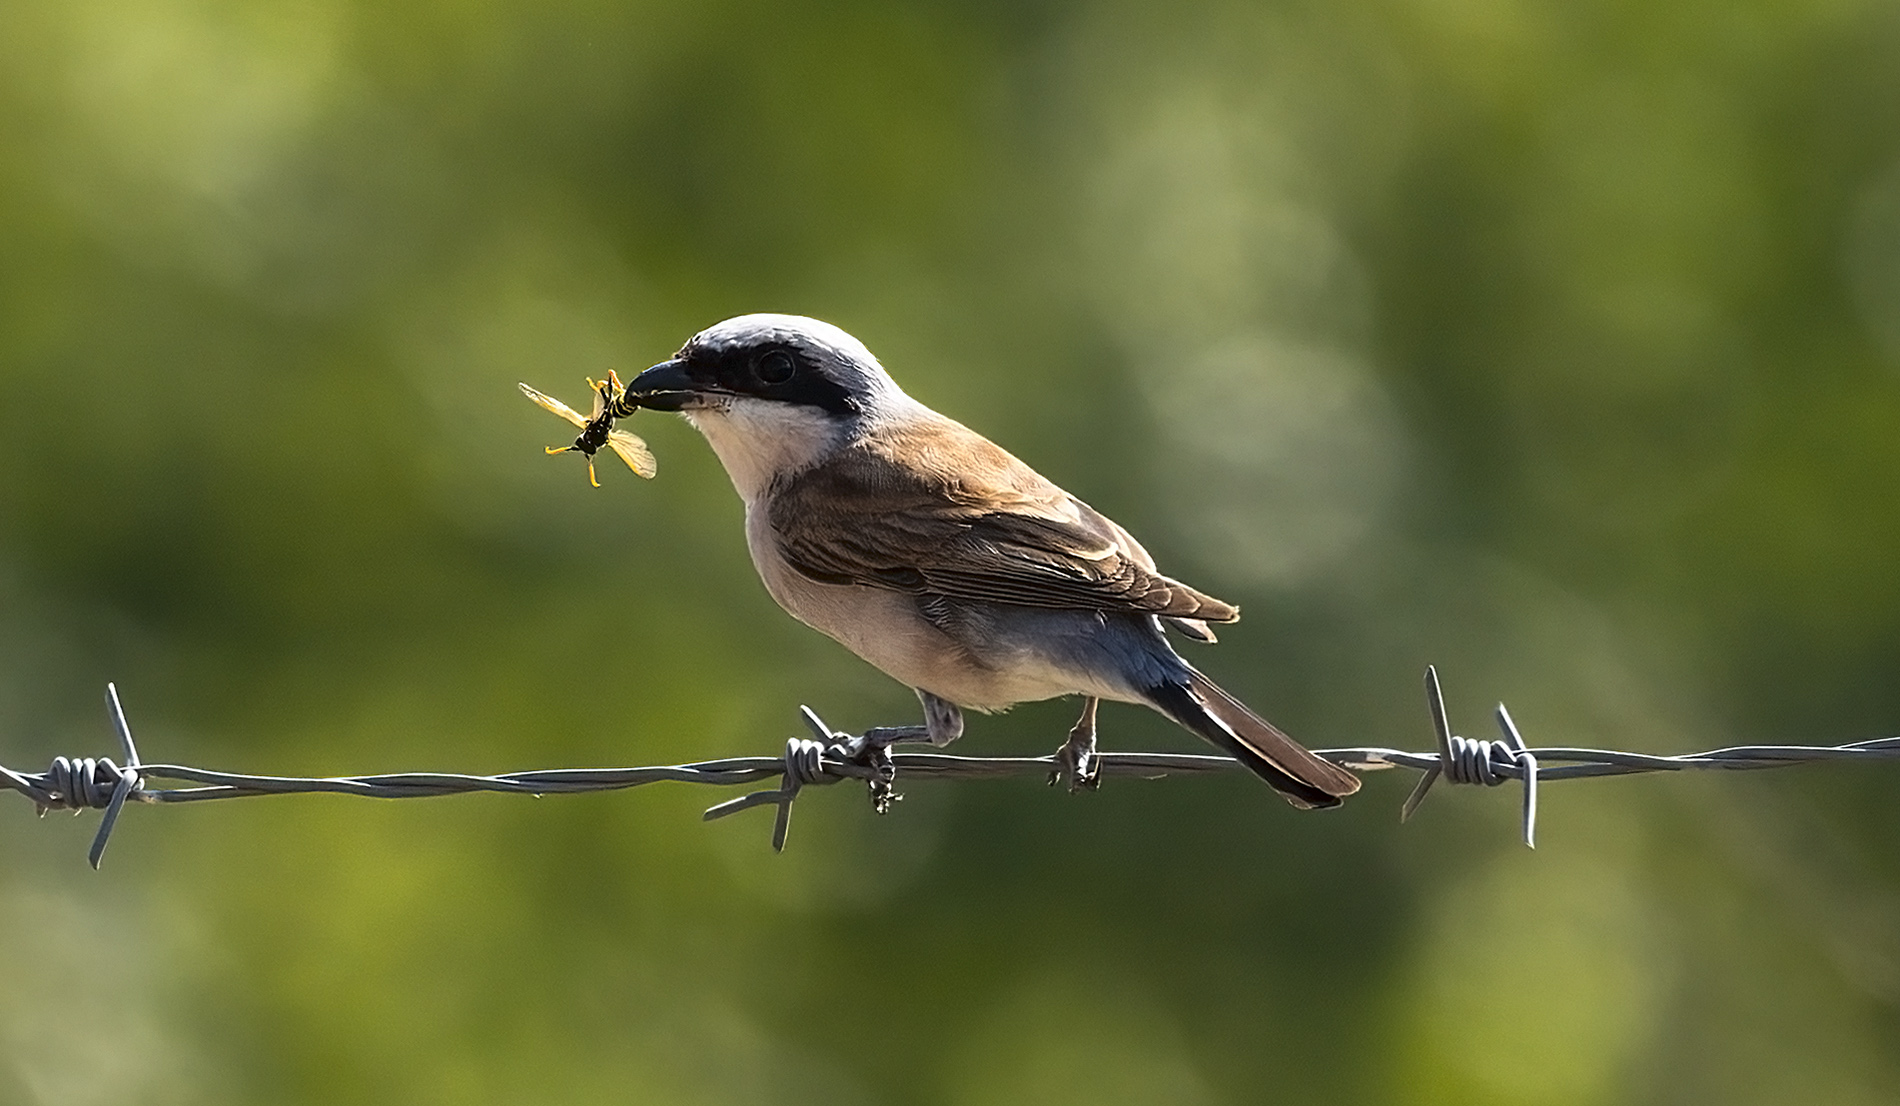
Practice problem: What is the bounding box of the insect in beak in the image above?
[518,369,658,486]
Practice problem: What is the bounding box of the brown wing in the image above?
[769,415,1238,622]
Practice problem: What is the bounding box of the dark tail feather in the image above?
[1146,670,1361,810]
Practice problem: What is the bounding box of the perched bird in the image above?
[628,315,1360,808]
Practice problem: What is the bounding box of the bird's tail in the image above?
[1145,669,1361,809]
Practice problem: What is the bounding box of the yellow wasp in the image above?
[518,370,656,487]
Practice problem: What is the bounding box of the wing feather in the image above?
[769,416,1238,622]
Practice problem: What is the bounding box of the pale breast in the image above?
[741,504,1095,709]
[743,504,941,684]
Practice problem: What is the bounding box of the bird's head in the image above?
[628,314,916,500]
[629,314,907,418]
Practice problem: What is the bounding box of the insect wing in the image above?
[607,430,657,478]
[519,382,589,429]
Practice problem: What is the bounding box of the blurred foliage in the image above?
[4,0,1900,1102]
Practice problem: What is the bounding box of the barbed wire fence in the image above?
[5,667,1898,869]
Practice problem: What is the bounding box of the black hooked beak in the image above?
[627,359,698,411]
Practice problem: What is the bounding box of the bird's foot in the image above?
[867,775,902,815]
[1048,698,1103,793]
[1048,734,1102,792]
[797,708,921,815]
[851,727,916,814]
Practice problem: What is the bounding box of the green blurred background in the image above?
[4,0,1900,1101]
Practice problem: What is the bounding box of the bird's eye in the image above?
[756,350,796,385]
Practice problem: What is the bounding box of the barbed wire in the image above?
[4,668,1897,868]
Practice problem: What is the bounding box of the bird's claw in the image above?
[804,711,908,813]
[868,777,903,815]
[857,741,902,813]
[1047,735,1102,793]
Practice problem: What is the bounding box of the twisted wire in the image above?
[5,671,1898,867]
[1,685,145,868]
[37,757,136,811]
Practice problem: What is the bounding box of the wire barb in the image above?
[699,707,904,851]
[1399,667,1540,847]
[0,684,147,868]
[3,671,1897,866]
[91,683,144,868]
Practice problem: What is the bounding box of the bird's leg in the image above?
[851,724,927,749]
[918,690,964,747]
[847,689,962,751]
[1049,696,1102,792]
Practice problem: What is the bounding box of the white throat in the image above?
[686,398,846,505]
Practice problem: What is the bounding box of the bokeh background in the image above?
[4,0,1900,1102]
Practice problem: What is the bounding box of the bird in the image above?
[626,314,1361,809]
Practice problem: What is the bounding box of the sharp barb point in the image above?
[797,706,832,743]
[771,797,793,852]
[105,683,140,767]
[1400,768,1439,823]
[1520,752,1539,849]
[1425,666,1453,760]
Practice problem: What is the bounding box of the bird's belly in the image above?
[743,508,1102,709]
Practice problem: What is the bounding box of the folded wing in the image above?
[769,415,1238,623]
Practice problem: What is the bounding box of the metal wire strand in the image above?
[4,670,1898,867]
